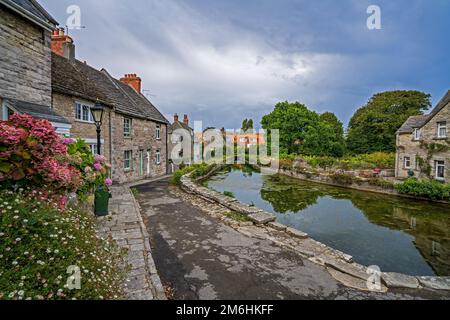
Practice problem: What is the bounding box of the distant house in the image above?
[168,114,194,172]
[0,0,71,134]
[51,29,169,184]
[396,91,450,183]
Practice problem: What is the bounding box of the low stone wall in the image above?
[279,169,450,205]
[180,170,450,292]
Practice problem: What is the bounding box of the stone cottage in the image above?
[51,30,169,184]
[168,114,195,172]
[0,0,70,134]
[396,90,450,183]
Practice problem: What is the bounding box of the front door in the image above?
[139,150,144,176]
[147,150,151,175]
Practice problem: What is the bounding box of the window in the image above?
[437,121,447,138]
[75,102,93,122]
[413,128,421,141]
[88,144,97,155]
[124,150,133,171]
[124,117,132,137]
[404,156,411,169]
[156,125,161,140]
[435,160,445,180]
[156,150,161,164]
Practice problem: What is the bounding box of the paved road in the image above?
[135,179,449,300]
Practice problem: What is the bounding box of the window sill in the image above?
[433,137,448,141]
[75,119,95,125]
[124,168,133,173]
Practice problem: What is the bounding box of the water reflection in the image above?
[207,168,450,276]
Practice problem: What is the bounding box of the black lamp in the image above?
[90,101,104,155]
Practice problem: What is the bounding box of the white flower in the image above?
[13,215,19,219]
[18,290,24,296]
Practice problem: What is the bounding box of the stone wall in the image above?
[52,93,112,162]
[111,112,167,184]
[396,103,450,183]
[0,6,52,106]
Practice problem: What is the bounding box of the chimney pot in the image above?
[51,28,75,59]
[183,114,189,126]
[174,113,179,123]
[120,73,142,93]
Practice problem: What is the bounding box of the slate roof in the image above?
[5,98,70,124]
[397,90,450,134]
[1,0,58,29]
[51,53,169,124]
[397,115,429,134]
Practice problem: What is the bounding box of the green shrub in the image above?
[367,178,395,190]
[395,179,450,201]
[171,163,217,185]
[0,189,126,300]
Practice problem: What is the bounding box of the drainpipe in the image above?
[394,134,399,179]
[109,110,113,180]
[166,123,169,174]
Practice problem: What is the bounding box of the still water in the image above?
[206,167,450,276]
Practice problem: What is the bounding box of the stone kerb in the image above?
[180,169,450,292]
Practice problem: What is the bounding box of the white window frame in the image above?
[156,125,161,140]
[413,128,421,141]
[435,160,445,181]
[156,149,161,165]
[437,121,447,138]
[75,101,94,123]
[124,117,132,138]
[404,156,411,169]
[2,100,16,121]
[124,150,133,171]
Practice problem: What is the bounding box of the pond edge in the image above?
[179,167,450,292]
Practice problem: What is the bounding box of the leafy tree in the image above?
[347,90,431,154]
[319,112,346,156]
[261,101,345,156]
[241,118,254,132]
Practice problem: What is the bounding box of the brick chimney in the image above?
[51,28,75,59]
[120,74,142,93]
[183,114,189,126]
[174,113,179,123]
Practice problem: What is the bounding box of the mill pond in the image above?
[206,167,450,277]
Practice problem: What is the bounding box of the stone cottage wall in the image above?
[0,6,52,106]
[52,93,112,163]
[111,112,167,184]
[397,103,450,183]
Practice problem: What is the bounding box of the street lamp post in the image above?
[90,101,104,155]
[90,101,109,217]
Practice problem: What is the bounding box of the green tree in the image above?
[347,90,431,154]
[320,112,346,156]
[261,101,345,156]
[241,118,254,131]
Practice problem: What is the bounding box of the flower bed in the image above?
[0,189,126,300]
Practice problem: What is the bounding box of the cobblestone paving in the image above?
[97,185,166,300]
[135,178,450,300]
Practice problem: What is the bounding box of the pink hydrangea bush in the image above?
[0,114,112,196]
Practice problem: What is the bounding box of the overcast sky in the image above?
[40,0,450,129]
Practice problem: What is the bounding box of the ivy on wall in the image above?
[416,141,450,179]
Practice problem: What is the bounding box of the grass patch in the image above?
[224,212,252,223]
